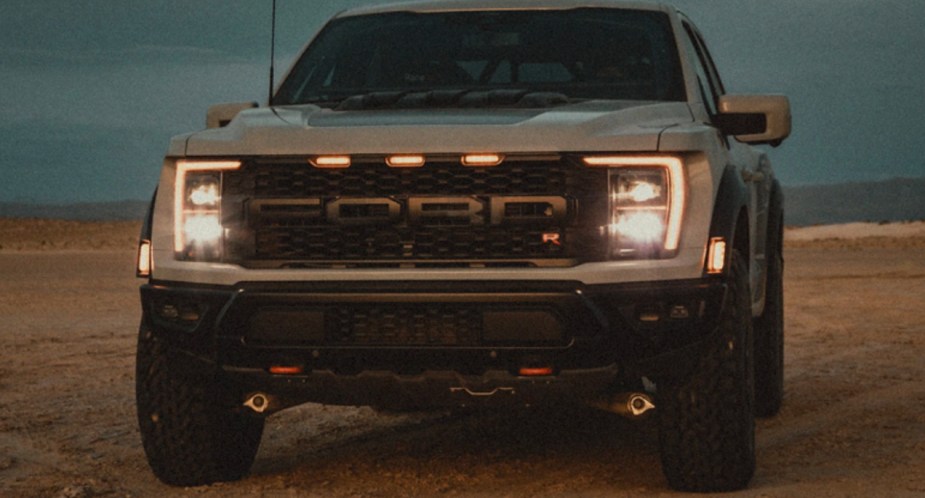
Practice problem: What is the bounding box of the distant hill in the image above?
[1,177,923,226]
[783,177,925,226]
[0,200,149,221]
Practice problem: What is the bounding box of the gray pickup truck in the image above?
[135,0,790,491]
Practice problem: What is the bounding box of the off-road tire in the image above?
[657,249,756,492]
[135,319,265,487]
[754,204,784,417]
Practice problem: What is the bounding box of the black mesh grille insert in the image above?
[252,225,570,260]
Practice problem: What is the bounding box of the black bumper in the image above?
[140,278,726,408]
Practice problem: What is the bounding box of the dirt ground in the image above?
[1,222,923,497]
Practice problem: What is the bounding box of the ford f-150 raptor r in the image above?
[135,0,790,491]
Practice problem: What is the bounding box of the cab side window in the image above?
[681,22,724,117]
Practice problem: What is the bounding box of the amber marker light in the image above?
[310,155,352,168]
[136,239,152,277]
[461,153,503,166]
[386,154,426,167]
[706,237,727,274]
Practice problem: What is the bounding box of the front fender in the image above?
[706,165,750,274]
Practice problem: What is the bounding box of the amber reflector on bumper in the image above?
[519,367,554,377]
[269,366,305,375]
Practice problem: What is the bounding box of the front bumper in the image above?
[140,277,726,409]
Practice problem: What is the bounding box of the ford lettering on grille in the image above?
[250,196,569,226]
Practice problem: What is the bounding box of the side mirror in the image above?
[715,95,791,146]
[206,102,258,129]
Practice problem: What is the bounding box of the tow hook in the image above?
[450,387,516,397]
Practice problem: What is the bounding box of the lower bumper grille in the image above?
[244,304,566,348]
[329,305,481,346]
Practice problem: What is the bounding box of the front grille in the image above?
[222,156,609,267]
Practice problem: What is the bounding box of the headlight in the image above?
[174,159,241,260]
[583,155,686,258]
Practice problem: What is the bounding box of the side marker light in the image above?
[707,237,727,274]
[136,240,152,277]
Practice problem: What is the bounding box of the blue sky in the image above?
[1,0,923,203]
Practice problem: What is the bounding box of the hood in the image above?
[176,100,695,157]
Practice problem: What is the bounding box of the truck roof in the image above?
[336,0,674,18]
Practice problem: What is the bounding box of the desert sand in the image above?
[0,219,923,497]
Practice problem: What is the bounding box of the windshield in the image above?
[274,8,684,107]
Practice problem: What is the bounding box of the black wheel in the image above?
[754,206,784,417]
[135,319,264,486]
[657,249,756,492]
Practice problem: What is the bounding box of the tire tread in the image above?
[136,323,264,487]
[658,250,756,492]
